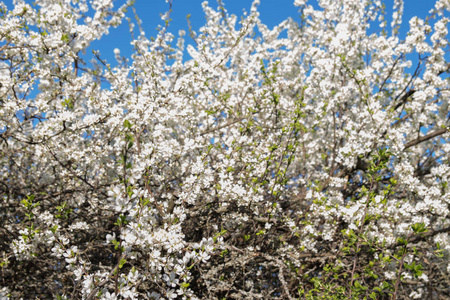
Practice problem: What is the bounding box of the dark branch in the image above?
[404,128,449,150]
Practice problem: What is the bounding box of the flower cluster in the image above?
[0,0,449,299]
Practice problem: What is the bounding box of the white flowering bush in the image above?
[0,0,449,299]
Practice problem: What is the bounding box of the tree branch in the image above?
[403,128,449,150]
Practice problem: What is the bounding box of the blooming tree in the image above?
[0,0,449,299]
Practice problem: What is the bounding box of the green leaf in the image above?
[396,237,408,246]
[61,33,70,43]
[119,258,126,268]
[411,222,427,234]
[123,119,132,129]
[50,225,58,234]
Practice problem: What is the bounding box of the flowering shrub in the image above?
[0,0,449,299]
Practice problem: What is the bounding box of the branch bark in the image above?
[403,128,449,150]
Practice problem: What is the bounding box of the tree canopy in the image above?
[0,0,449,299]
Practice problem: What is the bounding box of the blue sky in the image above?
[89,0,438,66]
[1,0,440,68]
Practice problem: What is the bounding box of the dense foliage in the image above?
[0,0,449,299]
